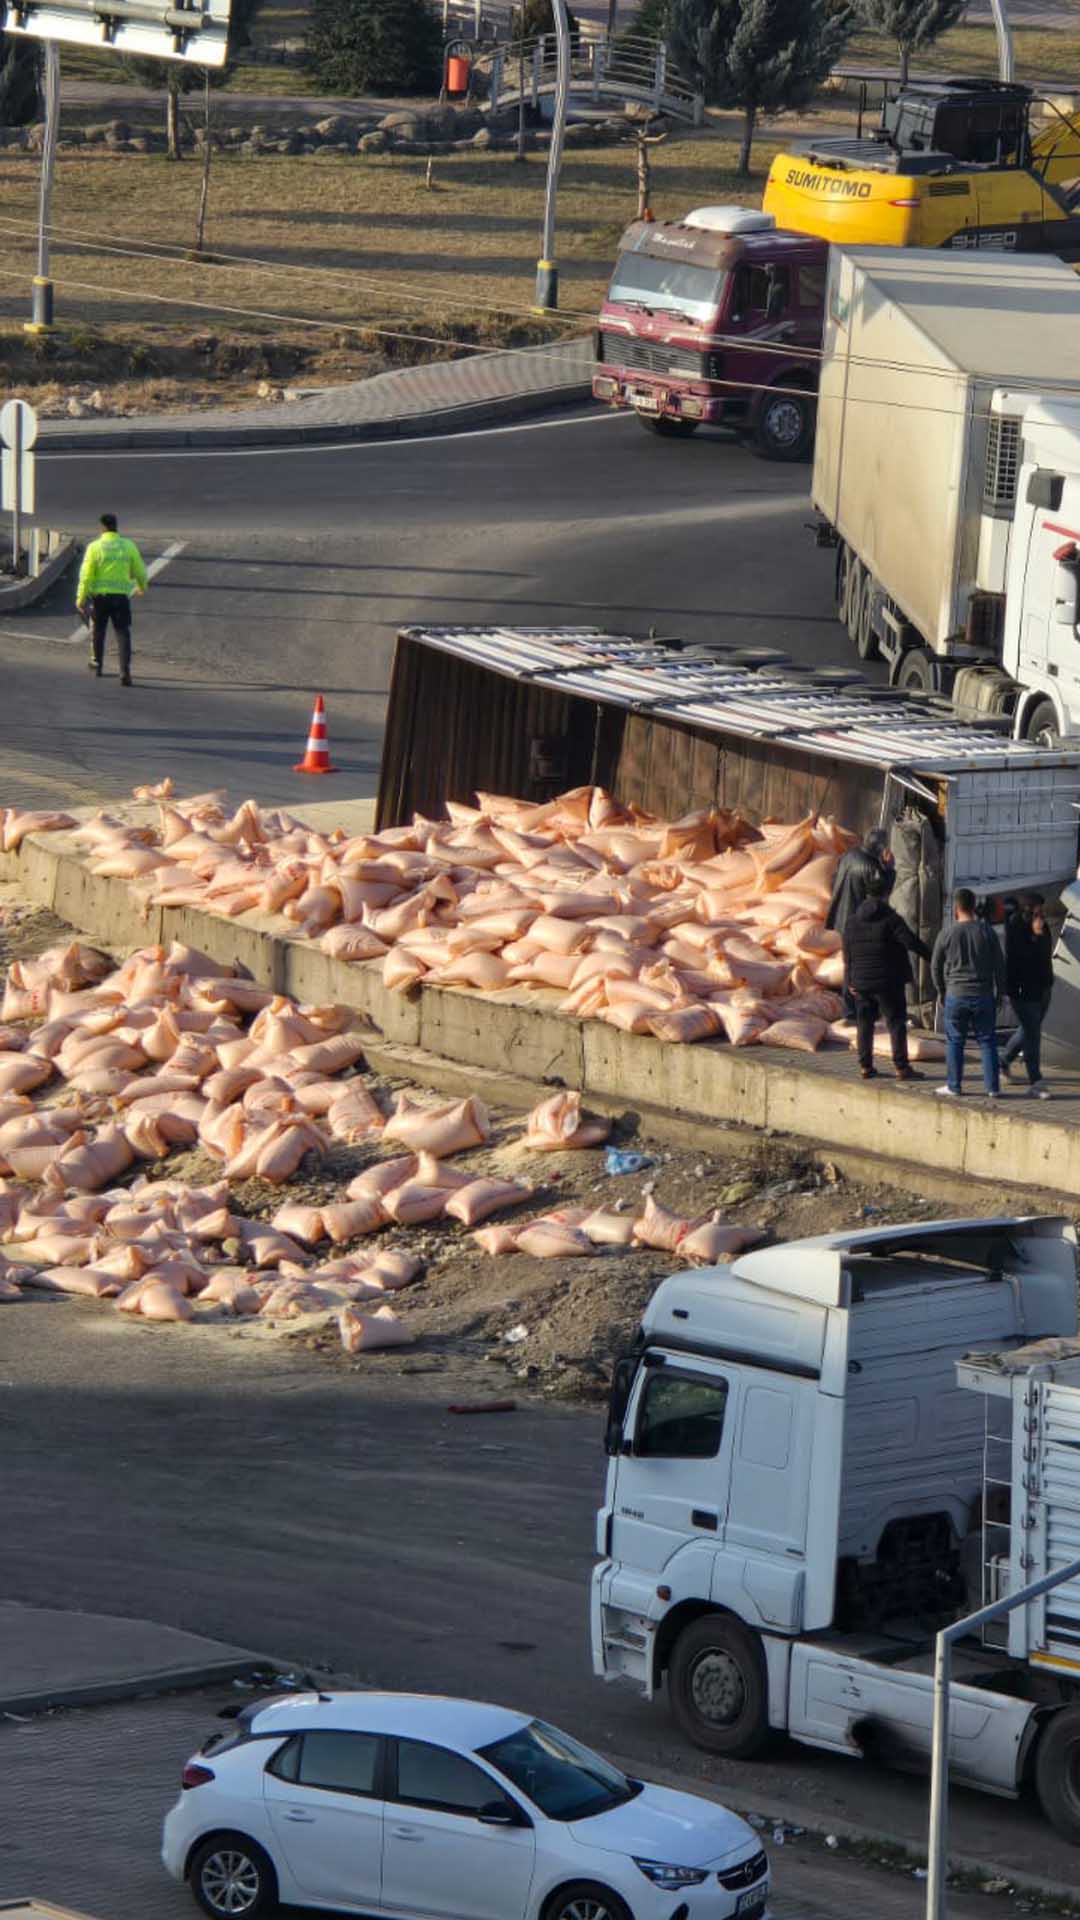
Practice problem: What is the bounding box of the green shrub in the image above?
[305,0,442,95]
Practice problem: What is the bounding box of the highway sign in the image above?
[0,0,231,67]
[1,399,37,523]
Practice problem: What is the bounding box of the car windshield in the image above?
[478,1720,643,1822]
[607,252,727,322]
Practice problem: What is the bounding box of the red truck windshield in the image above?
[607,251,728,323]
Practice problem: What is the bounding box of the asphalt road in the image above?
[0,1300,1071,1897]
[1,411,849,812]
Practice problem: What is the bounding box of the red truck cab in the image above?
[593,207,827,459]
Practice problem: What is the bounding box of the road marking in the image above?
[40,410,632,463]
[63,539,187,643]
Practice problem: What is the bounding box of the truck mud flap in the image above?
[787,1642,1035,1793]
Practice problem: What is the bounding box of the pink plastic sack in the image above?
[514,1218,592,1258]
[471,1223,522,1255]
[338,1303,413,1353]
[321,1196,387,1243]
[444,1178,532,1227]
[382,1093,490,1158]
[757,1015,828,1054]
[580,1209,637,1247]
[633,1194,698,1253]
[680,1220,766,1265]
[522,1091,611,1152]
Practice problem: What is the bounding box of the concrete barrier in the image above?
[5,820,1080,1199]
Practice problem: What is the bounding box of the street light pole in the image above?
[27,39,60,333]
[988,0,1013,80]
[534,0,570,310]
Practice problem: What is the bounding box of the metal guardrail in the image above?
[475,29,702,124]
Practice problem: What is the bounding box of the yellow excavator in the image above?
[763,78,1080,255]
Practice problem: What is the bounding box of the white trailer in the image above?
[812,249,1080,744]
[591,1215,1080,1841]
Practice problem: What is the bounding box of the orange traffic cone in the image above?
[293,694,338,775]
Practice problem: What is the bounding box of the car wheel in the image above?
[751,386,815,461]
[639,414,699,437]
[668,1613,770,1756]
[544,1881,632,1920]
[1035,1707,1080,1843]
[1026,697,1062,748]
[189,1834,278,1918]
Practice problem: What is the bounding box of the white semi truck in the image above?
[812,250,1080,743]
[591,1215,1080,1841]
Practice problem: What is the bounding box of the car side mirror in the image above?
[477,1800,521,1826]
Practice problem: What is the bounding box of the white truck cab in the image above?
[1003,398,1080,744]
[592,1216,1080,1841]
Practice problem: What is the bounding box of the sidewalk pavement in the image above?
[0,1600,271,1716]
[38,335,596,453]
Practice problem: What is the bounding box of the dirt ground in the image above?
[3,902,1053,1408]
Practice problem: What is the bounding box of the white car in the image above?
[162,1691,769,1920]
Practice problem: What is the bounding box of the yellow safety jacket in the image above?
[77,531,148,601]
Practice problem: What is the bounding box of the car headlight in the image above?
[633,1858,709,1889]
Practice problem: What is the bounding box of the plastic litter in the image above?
[604,1148,654,1177]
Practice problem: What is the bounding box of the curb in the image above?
[37,382,595,455]
[0,1652,278,1718]
[0,538,77,610]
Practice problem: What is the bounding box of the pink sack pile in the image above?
[11,784,854,1056]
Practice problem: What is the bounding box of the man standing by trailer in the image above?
[76,513,148,687]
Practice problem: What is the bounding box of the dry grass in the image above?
[0,124,775,383]
[841,22,1080,84]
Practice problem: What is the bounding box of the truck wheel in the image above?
[668,1614,769,1757]
[1026,698,1062,748]
[845,559,864,648]
[752,387,815,462]
[640,415,699,438]
[1035,1707,1080,1842]
[853,568,881,662]
[895,648,933,694]
[835,544,852,624]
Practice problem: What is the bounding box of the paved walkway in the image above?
[37,336,595,451]
[0,1600,267,1715]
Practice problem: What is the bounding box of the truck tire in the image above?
[1026,698,1062,748]
[895,648,933,694]
[1035,1707,1080,1843]
[639,415,699,438]
[835,543,852,625]
[853,568,881,662]
[751,385,815,462]
[668,1613,769,1757]
[846,559,864,648]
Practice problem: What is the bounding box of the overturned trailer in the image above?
[379,628,1080,935]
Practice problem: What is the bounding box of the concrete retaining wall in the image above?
[4,823,1078,1199]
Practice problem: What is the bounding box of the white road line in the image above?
[41,409,631,463]
[62,538,187,644]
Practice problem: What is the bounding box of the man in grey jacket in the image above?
[930,888,1007,1098]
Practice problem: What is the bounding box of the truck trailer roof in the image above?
[831,249,1080,390]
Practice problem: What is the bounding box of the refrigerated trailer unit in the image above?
[592,1215,1080,1842]
[811,249,1080,741]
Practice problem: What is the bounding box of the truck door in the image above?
[1015,475,1080,720]
[609,1357,734,1576]
[728,264,789,398]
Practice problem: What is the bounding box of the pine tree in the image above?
[0,33,41,126]
[669,0,851,174]
[305,0,442,95]
[854,0,965,85]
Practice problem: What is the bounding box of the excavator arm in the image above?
[1032,107,1080,189]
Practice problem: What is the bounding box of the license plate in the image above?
[735,1892,767,1918]
[630,389,660,413]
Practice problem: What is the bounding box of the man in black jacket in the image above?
[826,827,895,936]
[843,874,931,1081]
[1000,893,1054,1097]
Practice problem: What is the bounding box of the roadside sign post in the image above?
[27,40,61,333]
[1,400,39,579]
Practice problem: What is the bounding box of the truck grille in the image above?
[984,414,1020,509]
[599,333,709,380]
[718,1850,768,1890]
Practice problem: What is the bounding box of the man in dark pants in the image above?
[930,887,1007,1098]
[827,827,896,1017]
[843,872,930,1081]
[75,513,148,687]
[1001,893,1054,1097]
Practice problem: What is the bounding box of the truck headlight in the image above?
[633,1858,709,1889]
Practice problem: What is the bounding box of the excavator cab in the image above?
[763,77,1080,255]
